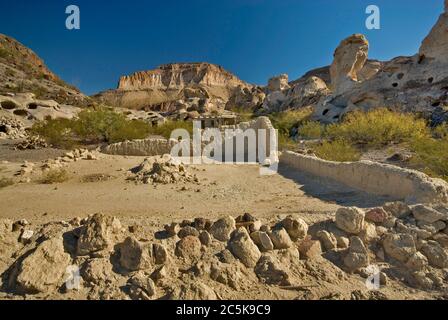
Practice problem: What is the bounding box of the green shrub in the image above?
[314,140,361,162]
[31,108,152,147]
[326,108,429,147]
[297,121,325,139]
[39,169,69,184]
[433,123,448,139]
[148,120,193,139]
[268,108,313,137]
[0,177,14,189]
[410,136,448,181]
[229,106,255,122]
[30,118,76,149]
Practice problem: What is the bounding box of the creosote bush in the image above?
[314,140,361,162]
[147,120,193,139]
[297,121,324,139]
[39,169,70,184]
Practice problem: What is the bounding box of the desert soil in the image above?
[0,141,440,300]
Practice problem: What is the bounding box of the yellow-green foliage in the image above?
[31,108,152,147]
[433,123,448,139]
[0,177,14,189]
[147,120,193,139]
[31,118,75,149]
[314,140,361,162]
[326,108,429,147]
[39,169,69,184]
[411,135,448,181]
[269,108,313,150]
[229,106,255,122]
[297,121,324,139]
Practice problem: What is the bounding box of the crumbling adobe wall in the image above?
[280,151,448,204]
[101,138,178,156]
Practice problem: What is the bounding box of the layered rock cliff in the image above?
[95,63,251,114]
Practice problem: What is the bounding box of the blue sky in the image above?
[0,0,443,95]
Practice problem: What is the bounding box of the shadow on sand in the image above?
[277,163,397,208]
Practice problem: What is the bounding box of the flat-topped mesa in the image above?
[118,63,248,91]
[419,0,448,63]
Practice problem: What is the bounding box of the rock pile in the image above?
[130,155,198,185]
[0,116,27,140]
[0,204,446,300]
[14,135,48,150]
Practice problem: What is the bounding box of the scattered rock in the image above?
[164,223,180,237]
[178,226,200,238]
[268,228,293,249]
[128,272,156,299]
[405,252,429,272]
[18,229,34,244]
[365,207,389,224]
[412,205,447,223]
[76,214,122,256]
[250,231,274,252]
[335,207,365,234]
[199,231,212,246]
[152,243,168,265]
[420,241,448,268]
[228,227,261,268]
[343,237,370,271]
[119,236,152,271]
[317,230,338,251]
[298,237,322,260]
[175,236,202,260]
[255,254,290,285]
[383,233,416,263]
[16,237,71,294]
[383,202,411,219]
[277,216,308,241]
[210,216,236,242]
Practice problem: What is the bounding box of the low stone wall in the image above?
[280,151,448,204]
[101,138,177,156]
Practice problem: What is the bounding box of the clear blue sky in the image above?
[0,0,443,95]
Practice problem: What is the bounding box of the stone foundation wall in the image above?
[280,151,448,204]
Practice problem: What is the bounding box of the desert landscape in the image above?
[0,1,447,301]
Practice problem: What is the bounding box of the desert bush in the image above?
[31,108,152,147]
[230,106,255,122]
[410,136,448,181]
[297,121,325,139]
[39,169,69,184]
[268,108,313,137]
[0,177,14,189]
[148,120,193,139]
[314,139,361,162]
[0,48,10,59]
[433,123,448,139]
[30,118,76,149]
[325,108,429,147]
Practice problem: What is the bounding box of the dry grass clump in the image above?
[39,169,70,184]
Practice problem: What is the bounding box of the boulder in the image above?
[317,230,338,251]
[365,207,389,224]
[405,252,429,272]
[199,231,212,246]
[210,216,236,242]
[329,34,369,94]
[165,223,181,237]
[82,258,116,285]
[255,254,290,285]
[152,243,168,265]
[298,237,322,259]
[119,236,152,271]
[228,227,261,268]
[250,231,274,251]
[277,216,308,241]
[76,214,122,256]
[175,236,202,260]
[383,233,417,263]
[178,226,200,238]
[268,74,290,92]
[335,207,365,234]
[383,202,411,219]
[16,237,71,294]
[343,236,370,271]
[420,241,448,268]
[268,228,293,249]
[411,205,447,223]
[129,271,156,299]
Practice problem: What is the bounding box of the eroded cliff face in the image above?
[118,63,248,91]
[312,1,448,124]
[95,63,250,114]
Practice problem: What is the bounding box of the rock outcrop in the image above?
[94,63,251,115]
[313,3,448,124]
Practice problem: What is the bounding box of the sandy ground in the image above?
[0,142,441,300]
